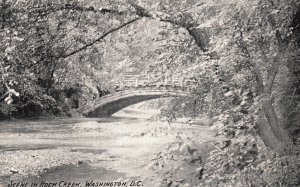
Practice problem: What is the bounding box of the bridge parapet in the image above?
[115,74,197,91]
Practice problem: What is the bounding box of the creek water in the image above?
[0,109,213,187]
[0,116,143,185]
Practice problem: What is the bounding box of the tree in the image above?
[124,0,300,154]
[225,0,300,154]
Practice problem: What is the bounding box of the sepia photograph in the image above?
[0,0,300,186]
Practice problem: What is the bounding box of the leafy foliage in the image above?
[0,0,138,117]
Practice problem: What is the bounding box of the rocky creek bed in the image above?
[0,116,220,187]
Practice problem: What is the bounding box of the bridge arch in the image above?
[82,88,191,117]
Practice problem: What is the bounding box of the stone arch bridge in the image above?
[81,75,196,117]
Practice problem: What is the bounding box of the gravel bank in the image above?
[0,148,99,181]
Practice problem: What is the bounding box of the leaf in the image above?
[7,99,13,105]
[224,91,235,97]
[4,96,13,105]
[5,46,16,53]
[8,89,20,97]
[270,10,280,15]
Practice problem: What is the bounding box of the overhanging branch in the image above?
[29,4,126,16]
[28,17,141,68]
[60,17,141,59]
[128,0,207,51]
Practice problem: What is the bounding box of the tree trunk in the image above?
[256,98,294,155]
[255,114,282,151]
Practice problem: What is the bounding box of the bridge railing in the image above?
[114,74,198,90]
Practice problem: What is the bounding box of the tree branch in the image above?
[29,4,126,16]
[256,37,269,64]
[265,30,287,94]
[237,38,265,94]
[265,56,280,94]
[60,17,141,59]
[127,0,207,51]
